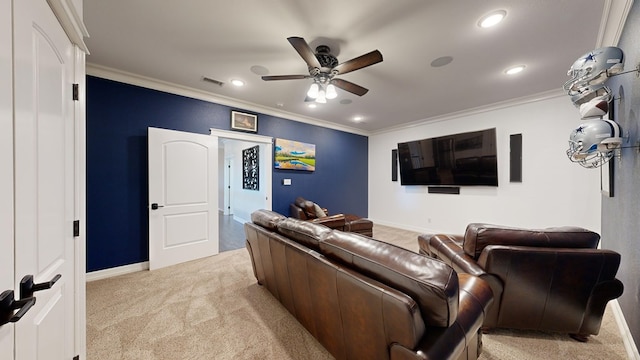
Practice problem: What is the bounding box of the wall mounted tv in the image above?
[397,128,498,186]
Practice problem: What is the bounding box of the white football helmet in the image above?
[563,47,624,94]
[566,119,622,168]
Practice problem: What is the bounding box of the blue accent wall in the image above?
[86,76,368,271]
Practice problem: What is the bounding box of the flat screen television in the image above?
[397,128,498,186]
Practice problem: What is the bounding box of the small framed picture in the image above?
[231,111,258,132]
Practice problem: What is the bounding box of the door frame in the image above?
[0,0,13,357]
[210,129,273,212]
[47,2,88,358]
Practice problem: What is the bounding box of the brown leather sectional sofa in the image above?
[245,209,493,360]
[419,223,623,341]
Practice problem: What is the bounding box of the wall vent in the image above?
[202,77,225,86]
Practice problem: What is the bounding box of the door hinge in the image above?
[73,220,80,237]
[72,84,79,101]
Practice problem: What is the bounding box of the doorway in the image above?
[211,129,273,252]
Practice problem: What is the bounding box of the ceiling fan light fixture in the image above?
[316,89,327,103]
[307,83,319,98]
[326,84,338,99]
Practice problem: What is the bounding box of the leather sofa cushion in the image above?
[295,196,318,219]
[463,223,600,259]
[320,230,459,327]
[276,217,332,250]
[250,209,286,231]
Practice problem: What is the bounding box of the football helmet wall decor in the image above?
[563,46,624,96]
[563,47,625,168]
[566,119,622,168]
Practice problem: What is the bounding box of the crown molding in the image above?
[47,0,90,53]
[369,88,566,136]
[86,63,369,137]
[597,0,635,46]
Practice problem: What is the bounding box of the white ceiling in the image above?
[83,0,629,134]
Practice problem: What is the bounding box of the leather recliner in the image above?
[418,223,623,342]
[289,196,373,237]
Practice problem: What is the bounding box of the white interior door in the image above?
[13,0,76,359]
[0,0,13,357]
[148,127,219,270]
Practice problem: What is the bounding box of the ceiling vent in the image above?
[202,77,224,86]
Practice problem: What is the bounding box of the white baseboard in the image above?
[611,299,640,360]
[86,262,149,282]
[233,215,248,224]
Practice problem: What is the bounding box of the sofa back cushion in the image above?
[250,209,286,231]
[276,217,332,250]
[320,231,459,327]
[463,223,600,259]
[295,196,318,219]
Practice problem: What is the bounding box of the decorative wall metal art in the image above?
[242,145,259,190]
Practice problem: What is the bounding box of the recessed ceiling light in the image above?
[479,10,506,28]
[505,65,526,75]
[353,116,363,122]
[307,103,317,109]
[230,79,245,86]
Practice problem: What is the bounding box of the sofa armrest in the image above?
[580,278,624,335]
[390,274,493,360]
[309,213,346,229]
[427,235,486,277]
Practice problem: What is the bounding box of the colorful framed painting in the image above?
[274,138,316,171]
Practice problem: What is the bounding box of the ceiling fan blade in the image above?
[333,50,383,75]
[261,75,309,81]
[331,78,369,96]
[287,37,321,69]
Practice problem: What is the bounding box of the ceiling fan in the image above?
[262,37,383,103]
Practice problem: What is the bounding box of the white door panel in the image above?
[149,127,219,270]
[13,0,75,359]
[0,0,13,357]
[165,142,209,204]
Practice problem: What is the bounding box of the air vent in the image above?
[202,77,224,86]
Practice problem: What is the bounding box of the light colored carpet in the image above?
[87,224,628,359]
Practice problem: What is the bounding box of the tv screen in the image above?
[397,128,498,186]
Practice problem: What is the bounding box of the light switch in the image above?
[283,179,292,186]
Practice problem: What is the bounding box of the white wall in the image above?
[226,140,269,223]
[368,93,602,235]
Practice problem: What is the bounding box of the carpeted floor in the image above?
[87,224,628,359]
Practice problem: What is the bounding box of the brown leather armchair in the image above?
[418,223,623,342]
[289,196,373,237]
